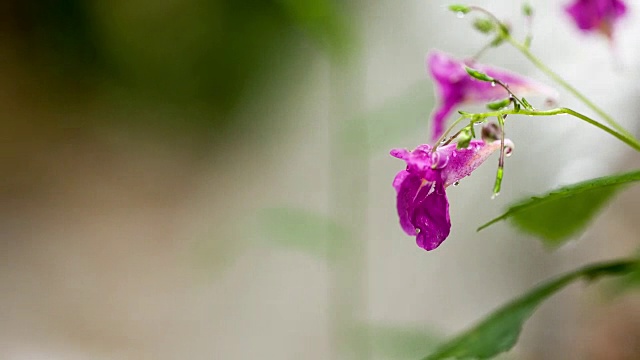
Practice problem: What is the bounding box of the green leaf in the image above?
[522,3,534,17]
[350,80,433,152]
[258,207,348,260]
[277,0,352,58]
[465,67,494,82]
[448,5,471,14]
[423,259,639,360]
[478,170,640,246]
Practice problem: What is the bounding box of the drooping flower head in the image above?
[428,51,555,141]
[565,0,627,39]
[391,139,512,251]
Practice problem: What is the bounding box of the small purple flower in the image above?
[391,139,512,251]
[428,51,555,141]
[565,0,627,39]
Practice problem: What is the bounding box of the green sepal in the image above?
[456,126,474,149]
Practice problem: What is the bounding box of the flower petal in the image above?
[565,0,626,37]
[439,139,514,187]
[426,50,557,140]
[413,181,450,251]
[395,172,428,236]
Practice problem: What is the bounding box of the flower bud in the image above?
[481,122,502,142]
[465,67,494,82]
[448,5,471,14]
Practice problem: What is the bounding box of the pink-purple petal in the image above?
[391,139,513,251]
[565,0,627,37]
[426,50,556,141]
[395,173,429,236]
[414,181,450,251]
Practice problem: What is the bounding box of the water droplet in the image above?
[456,11,465,18]
[491,192,500,199]
[491,81,496,87]
[415,228,421,234]
[453,181,460,187]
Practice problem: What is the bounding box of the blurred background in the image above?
[2,0,640,359]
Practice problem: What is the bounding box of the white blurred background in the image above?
[2,0,640,359]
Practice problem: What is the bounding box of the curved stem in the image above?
[432,115,467,149]
[462,107,640,152]
[465,6,637,144]
[504,35,635,140]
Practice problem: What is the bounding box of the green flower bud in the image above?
[486,98,511,110]
[448,5,471,14]
[465,67,494,82]
[473,18,495,34]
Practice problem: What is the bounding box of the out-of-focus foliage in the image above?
[423,260,639,360]
[478,170,640,246]
[3,0,351,131]
[258,208,348,261]
[351,80,434,153]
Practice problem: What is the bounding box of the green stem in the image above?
[504,36,636,140]
[464,6,637,144]
[461,107,640,152]
[433,115,466,148]
[493,115,506,196]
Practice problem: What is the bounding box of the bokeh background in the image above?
[2,0,640,359]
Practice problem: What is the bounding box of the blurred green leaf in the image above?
[607,251,640,296]
[478,170,640,246]
[350,323,442,359]
[258,207,347,260]
[276,0,351,58]
[423,259,639,360]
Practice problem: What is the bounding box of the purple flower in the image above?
[565,0,627,39]
[428,51,555,141]
[391,139,512,251]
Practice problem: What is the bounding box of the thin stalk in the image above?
[433,115,466,149]
[465,6,637,142]
[461,107,640,152]
[493,115,506,197]
[504,32,635,140]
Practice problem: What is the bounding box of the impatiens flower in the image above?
[565,0,626,39]
[391,139,513,251]
[428,51,555,141]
